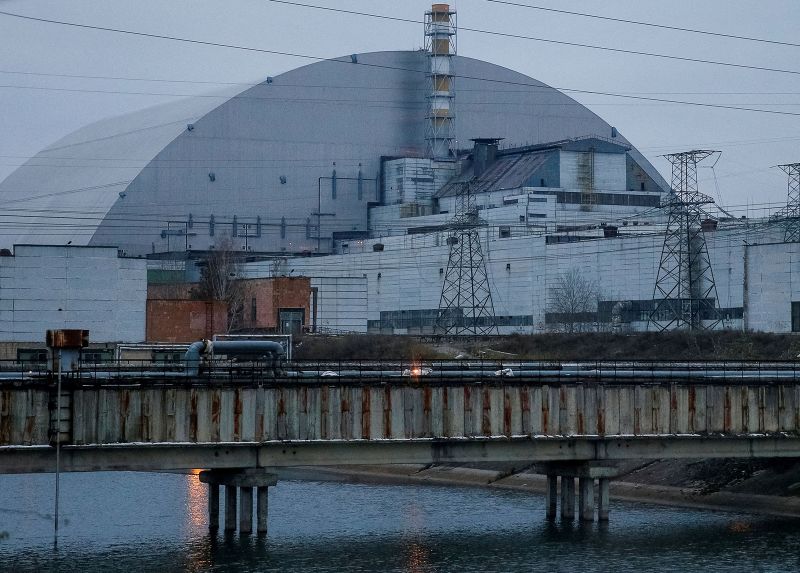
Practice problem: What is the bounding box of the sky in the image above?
[0,0,799,218]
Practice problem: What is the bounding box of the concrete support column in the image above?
[560,476,575,520]
[208,483,219,532]
[598,478,610,522]
[257,486,269,535]
[224,485,238,532]
[545,475,558,520]
[239,486,253,534]
[579,477,594,522]
[200,469,278,535]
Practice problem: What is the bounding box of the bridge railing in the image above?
[2,358,800,386]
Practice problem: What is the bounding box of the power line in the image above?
[485,0,800,49]
[3,83,799,109]
[0,10,799,118]
[2,68,799,96]
[262,0,800,76]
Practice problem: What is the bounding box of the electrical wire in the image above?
[262,0,800,76]
[485,0,800,49]
[1,9,800,118]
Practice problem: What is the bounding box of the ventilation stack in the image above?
[424,4,456,161]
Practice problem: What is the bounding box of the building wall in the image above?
[148,277,311,333]
[243,223,783,334]
[146,300,227,342]
[311,277,368,333]
[745,242,800,332]
[0,245,146,343]
[560,151,626,191]
[238,277,311,331]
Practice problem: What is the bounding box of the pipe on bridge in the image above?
[184,339,285,376]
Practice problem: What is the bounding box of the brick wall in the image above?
[146,300,227,342]
[239,277,312,330]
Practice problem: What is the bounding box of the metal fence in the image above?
[2,358,800,386]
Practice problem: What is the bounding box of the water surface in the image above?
[1,472,799,572]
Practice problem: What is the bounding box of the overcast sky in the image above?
[1,0,798,217]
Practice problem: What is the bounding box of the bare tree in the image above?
[547,268,600,333]
[192,237,245,332]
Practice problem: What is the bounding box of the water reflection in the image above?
[185,472,207,531]
[0,473,799,573]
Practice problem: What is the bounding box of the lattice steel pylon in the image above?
[648,150,725,331]
[774,163,800,242]
[436,180,498,335]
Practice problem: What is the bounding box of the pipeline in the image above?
[183,339,285,376]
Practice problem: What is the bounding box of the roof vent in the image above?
[471,138,503,178]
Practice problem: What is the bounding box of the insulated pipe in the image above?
[183,340,285,376]
[184,339,210,376]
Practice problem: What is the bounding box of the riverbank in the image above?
[282,461,800,519]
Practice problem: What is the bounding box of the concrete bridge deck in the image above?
[1,361,799,473]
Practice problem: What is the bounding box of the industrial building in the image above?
[1,4,798,338]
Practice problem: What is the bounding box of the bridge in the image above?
[2,359,800,531]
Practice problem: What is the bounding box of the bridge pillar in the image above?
[257,486,269,535]
[224,485,238,532]
[579,477,594,522]
[598,478,610,521]
[208,483,219,532]
[240,487,253,534]
[560,477,575,520]
[199,469,278,535]
[537,462,620,522]
[545,475,558,520]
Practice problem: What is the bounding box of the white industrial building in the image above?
[0,246,146,345]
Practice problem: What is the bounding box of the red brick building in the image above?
[146,277,311,342]
[237,277,311,333]
[146,300,227,343]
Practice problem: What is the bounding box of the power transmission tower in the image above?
[649,150,725,331]
[436,180,498,335]
[773,163,800,242]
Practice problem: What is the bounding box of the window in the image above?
[82,349,113,364]
[792,302,800,332]
[499,226,511,238]
[640,182,646,191]
[251,297,257,323]
[17,348,48,364]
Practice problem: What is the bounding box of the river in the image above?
[1,471,799,572]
